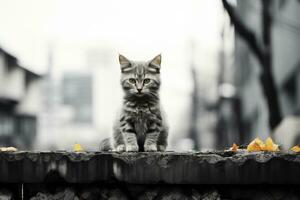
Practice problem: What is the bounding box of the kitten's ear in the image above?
[149,54,161,73]
[119,54,130,65]
[119,54,131,72]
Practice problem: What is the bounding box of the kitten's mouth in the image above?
[135,91,145,96]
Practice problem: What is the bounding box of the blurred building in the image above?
[87,48,121,141]
[37,71,95,150]
[62,73,93,123]
[36,47,117,150]
[218,0,300,148]
[0,47,42,148]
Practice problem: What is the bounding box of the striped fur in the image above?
[100,54,168,152]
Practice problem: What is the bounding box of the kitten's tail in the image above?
[99,138,112,151]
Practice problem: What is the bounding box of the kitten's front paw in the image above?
[144,144,157,152]
[126,145,139,152]
[116,145,125,152]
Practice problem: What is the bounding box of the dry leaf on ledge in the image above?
[247,138,264,152]
[290,146,300,153]
[0,147,18,152]
[229,143,239,152]
[264,137,279,151]
[247,137,279,152]
[73,143,84,152]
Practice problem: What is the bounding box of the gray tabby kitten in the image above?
[100,54,168,152]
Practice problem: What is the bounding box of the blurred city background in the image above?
[0,0,299,151]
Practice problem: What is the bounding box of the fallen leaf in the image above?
[230,143,239,152]
[264,137,279,151]
[291,146,300,153]
[0,147,18,152]
[247,138,264,152]
[73,143,84,152]
[247,137,280,152]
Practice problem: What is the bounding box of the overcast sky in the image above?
[0,0,225,76]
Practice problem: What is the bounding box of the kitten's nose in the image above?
[137,88,142,93]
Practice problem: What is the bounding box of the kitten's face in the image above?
[119,54,161,99]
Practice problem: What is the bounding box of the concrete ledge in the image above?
[0,151,299,184]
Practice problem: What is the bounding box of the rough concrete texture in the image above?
[0,189,13,200]
[27,186,221,200]
[0,151,299,184]
[25,185,300,200]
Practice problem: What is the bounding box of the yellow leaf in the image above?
[247,137,280,152]
[264,137,279,151]
[73,143,84,152]
[291,146,300,152]
[230,143,239,152]
[256,138,265,149]
[247,138,264,152]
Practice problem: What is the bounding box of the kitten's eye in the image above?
[143,78,150,84]
[129,78,136,84]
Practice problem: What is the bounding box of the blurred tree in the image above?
[222,0,282,131]
[189,66,200,150]
[216,25,244,148]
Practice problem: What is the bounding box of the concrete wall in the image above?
[0,52,5,84]
[0,49,41,115]
[0,52,26,102]
[0,48,41,147]
[0,66,26,101]
[15,77,42,116]
[0,151,299,199]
